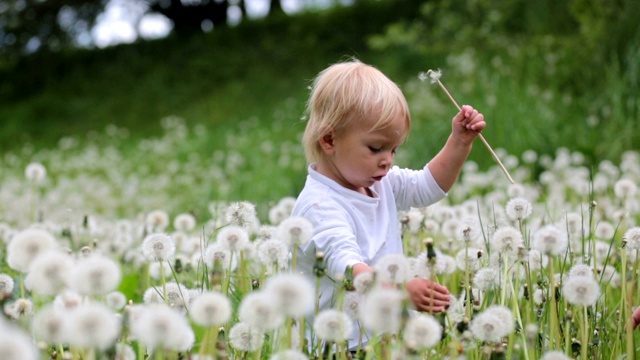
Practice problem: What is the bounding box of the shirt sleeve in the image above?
[298,201,364,280]
[387,165,447,210]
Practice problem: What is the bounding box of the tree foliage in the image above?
[0,0,105,57]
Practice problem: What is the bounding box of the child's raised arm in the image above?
[427,105,486,192]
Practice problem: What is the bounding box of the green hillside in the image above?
[0,0,425,152]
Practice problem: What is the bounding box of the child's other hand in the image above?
[406,278,450,313]
[633,306,640,330]
[452,105,486,145]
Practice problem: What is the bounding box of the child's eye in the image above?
[368,146,381,153]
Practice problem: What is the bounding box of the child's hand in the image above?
[406,278,450,313]
[452,105,486,145]
[633,306,640,330]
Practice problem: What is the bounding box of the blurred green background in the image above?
[1,0,638,218]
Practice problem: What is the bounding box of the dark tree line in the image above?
[0,0,288,59]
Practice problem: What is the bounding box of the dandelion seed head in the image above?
[69,255,121,295]
[532,225,568,256]
[624,227,640,250]
[257,239,289,271]
[420,69,442,84]
[24,250,73,295]
[148,260,173,280]
[526,249,548,270]
[216,225,250,253]
[342,291,362,320]
[562,276,600,306]
[313,309,353,342]
[115,343,136,360]
[7,228,58,272]
[53,290,83,310]
[225,201,258,228]
[374,253,409,284]
[106,291,127,310]
[455,248,482,271]
[142,233,176,261]
[490,226,524,255]
[473,267,500,291]
[594,221,615,240]
[163,282,190,309]
[278,216,313,246]
[598,265,621,287]
[592,240,612,263]
[4,297,34,320]
[533,287,546,305]
[457,217,482,243]
[25,162,47,183]
[353,271,376,294]
[614,178,637,199]
[32,304,66,344]
[131,304,194,351]
[189,291,232,327]
[360,287,404,334]
[564,212,584,235]
[204,242,237,270]
[505,197,532,221]
[0,273,15,296]
[145,210,170,232]
[238,291,284,331]
[64,302,121,350]
[403,313,442,350]
[264,273,315,317]
[469,305,514,342]
[229,322,264,352]
[173,213,196,232]
[0,325,39,360]
[269,350,309,360]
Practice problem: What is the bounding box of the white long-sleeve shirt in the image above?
[292,163,446,349]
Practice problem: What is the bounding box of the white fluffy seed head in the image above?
[403,313,442,350]
[69,255,121,295]
[64,302,121,350]
[7,228,57,272]
[24,250,74,295]
[360,287,404,334]
[173,213,197,232]
[264,273,315,318]
[238,291,285,331]
[278,216,313,246]
[532,225,568,256]
[505,197,532,221]
[313,309,353,342]
[32,304,67,344]
[142,233,176,261]
[0,273,15,296]
[189,291,232,327]
[374,253,409,285]
[228,322,264,352]
[216,225,250,253]
[562,276,600,306]
[25,162,47,183]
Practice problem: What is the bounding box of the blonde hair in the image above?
[302,59,411,163]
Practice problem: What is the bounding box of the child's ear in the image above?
[319,131,335,154]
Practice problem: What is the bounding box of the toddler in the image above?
[292,59,486,350]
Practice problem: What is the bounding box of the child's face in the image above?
[319,115,408,195]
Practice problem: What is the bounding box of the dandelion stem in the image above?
[581,305,589,360]
[426,70,514,184]
[548,258,560,350]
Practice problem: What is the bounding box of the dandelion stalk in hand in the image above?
[420,69,515,184]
